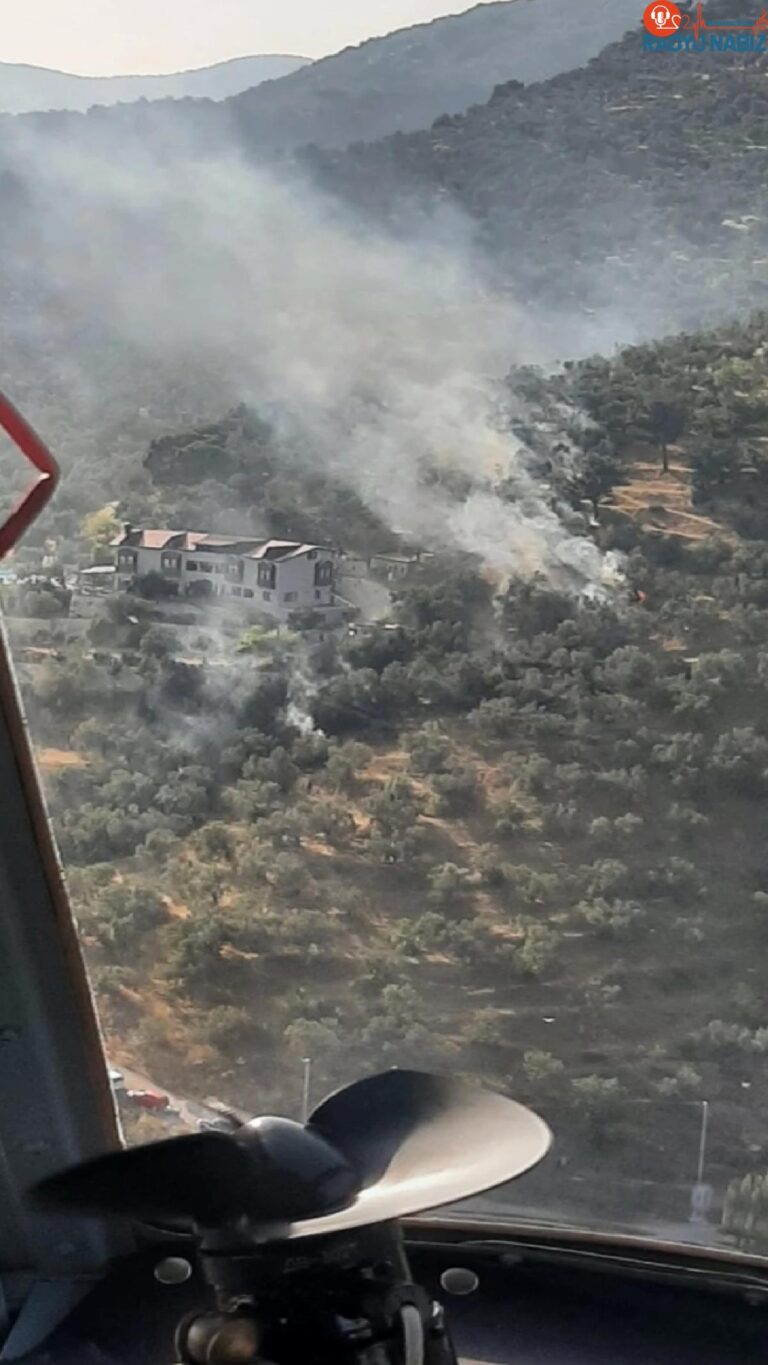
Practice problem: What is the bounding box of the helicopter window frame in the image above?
[0,624,130,1357]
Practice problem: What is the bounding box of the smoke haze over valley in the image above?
[0,118,620,590]
[8,0,767,593]
[3,0,762,593]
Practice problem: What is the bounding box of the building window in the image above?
[262,591,272,602]
[283,591,298,603]
[215,563,226,574]
[232,587,243,597]
[200,562,213,573]
[257,563,276,589]
[187,560,198,571]
[118,551,137,569]
[314,561,333,586]
[243,588,254,598]
[307,549,318,560]
[314,589,323,600]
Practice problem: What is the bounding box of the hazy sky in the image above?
[3,0,482,75]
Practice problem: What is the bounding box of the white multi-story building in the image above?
[113,527,339,624]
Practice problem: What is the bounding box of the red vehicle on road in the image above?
[125,1089,169,1111]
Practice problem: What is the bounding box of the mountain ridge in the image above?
[0,53,310,115]
[1,0,643,147]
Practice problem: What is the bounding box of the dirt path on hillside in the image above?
[609,454,725,541]
[37,747,89,770]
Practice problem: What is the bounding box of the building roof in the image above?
[113,529,247,553]
[114,529,178,550]
[243,540,311,561]
[113,528,332,561]
[282,543,330,560]
[179,533,249,552]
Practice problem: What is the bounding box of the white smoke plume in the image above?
[284,649,323,737]
[1,123,618,594]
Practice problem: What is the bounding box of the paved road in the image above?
[117,1064,236,1132]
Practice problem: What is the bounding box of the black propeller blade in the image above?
[31,1120,359,1228]
[294,1069,551,1237]
[30,1070,551,1239]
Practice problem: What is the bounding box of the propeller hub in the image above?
[233,1116,359,1221]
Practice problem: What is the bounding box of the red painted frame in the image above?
[0,392,60,559]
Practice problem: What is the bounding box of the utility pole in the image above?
[301,1057,312,1124]
[696,1099,710,1185]
[690,1100,712,1227]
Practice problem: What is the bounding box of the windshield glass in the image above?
[1,0,766,1260]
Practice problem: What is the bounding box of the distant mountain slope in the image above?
[0,54,309,115]
[227,0,642,151]
[302,0,768,339]
[1,1,643,147]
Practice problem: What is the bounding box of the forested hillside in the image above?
[516,311,768,541]
[227,0,640,152]
[10,309,768,1238]
[305,0,768,336]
